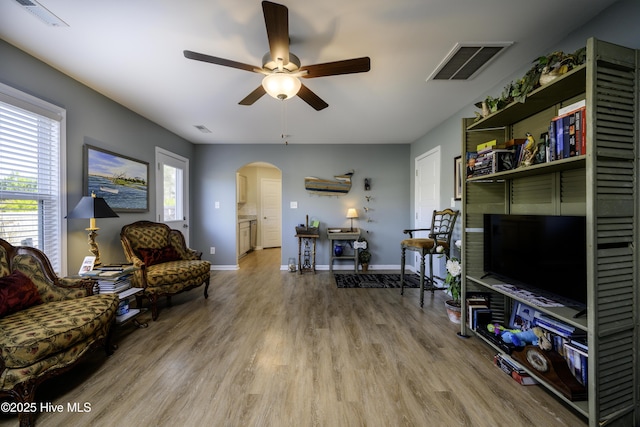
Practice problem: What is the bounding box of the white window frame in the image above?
[0,82,67,275]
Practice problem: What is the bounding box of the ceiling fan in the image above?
[183,1,371,111]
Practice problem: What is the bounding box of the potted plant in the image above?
[437,240,462,323]
[357,237,371,272]
[474,46,586,120]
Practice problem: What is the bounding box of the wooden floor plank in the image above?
[0,248,587,426]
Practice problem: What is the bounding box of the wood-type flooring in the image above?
[0,248,587,426]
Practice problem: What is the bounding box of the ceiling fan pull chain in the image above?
[281,101,289,145]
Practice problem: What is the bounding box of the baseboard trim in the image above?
[277,264,412,272]
[211,265,240,271]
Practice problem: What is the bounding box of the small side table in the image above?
[116,287,148,328]
[327,228,361,273]
[296,233,319,274]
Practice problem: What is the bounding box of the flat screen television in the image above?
[483,214,587,307]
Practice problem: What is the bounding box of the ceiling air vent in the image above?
[13,0,68,27]
[194,125,212,133]
[427,42,513,81]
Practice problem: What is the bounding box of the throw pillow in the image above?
[138,246,181,266]
[0,270,43,317]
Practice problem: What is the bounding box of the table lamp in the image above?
[346,208,358,231]
[66,192,118,266]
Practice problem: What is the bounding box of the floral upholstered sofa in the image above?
[0,239,118,427]
[120,221,211,321]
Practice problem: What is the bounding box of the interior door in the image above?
[261,178,281,248]
[155,147,190,245]
[415,146,441,276]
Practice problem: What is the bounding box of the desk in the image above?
[295,232,319,274]
[327,228,361,272]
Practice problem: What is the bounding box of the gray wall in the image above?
[192,144,409,268]
[0,39,195,274]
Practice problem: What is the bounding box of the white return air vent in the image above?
[13,0,68,27]
[427,42,513,81]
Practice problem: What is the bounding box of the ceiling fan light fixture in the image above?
[262,73,301,100]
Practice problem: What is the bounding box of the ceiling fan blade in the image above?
[301,57,371,78]
[262,1,290,65]
[184,50,257,73]
[239,86,267,106]
[297,84,328,111]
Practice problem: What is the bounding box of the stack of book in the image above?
[81,264,137,295]
[494,353,538,386]
[548,99,586,161]
[469,139,524,177]
[96,276,132,294]
[466,293,492,330]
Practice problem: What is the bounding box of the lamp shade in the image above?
[346,208,358,219]
[67,195,119,219]
[262,73,302,100]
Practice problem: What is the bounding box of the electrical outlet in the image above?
[210,247,215,254]
[214,201,220,209]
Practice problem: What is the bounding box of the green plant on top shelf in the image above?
[475,47,586,120]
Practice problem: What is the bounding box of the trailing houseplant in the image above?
[474,46,586,120]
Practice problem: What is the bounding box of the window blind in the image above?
[0,87,64,273]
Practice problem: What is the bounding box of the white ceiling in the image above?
[0,0,618,145]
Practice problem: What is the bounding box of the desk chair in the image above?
[400,208,459,307]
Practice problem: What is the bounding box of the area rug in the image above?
[334,273,422,289]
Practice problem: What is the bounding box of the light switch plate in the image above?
[290,201,298,209]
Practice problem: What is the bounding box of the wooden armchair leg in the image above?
[419,254,426,307]
[400,247,406,295]
[150,295,159,321]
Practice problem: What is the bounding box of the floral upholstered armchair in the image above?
[120,221,211,320]
[0,239,118,427]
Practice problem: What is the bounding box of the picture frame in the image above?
[454,155,463,200]
[84,145,149,212]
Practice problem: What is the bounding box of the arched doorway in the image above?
[236,162,282,266]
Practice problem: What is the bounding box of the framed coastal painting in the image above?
[84,145,149,212]
[454,155,463,200]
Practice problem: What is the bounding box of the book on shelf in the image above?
[476,139,497,152]
[558,99,585,117]
[548,122,557,162]
[494,353,538,386]
[99,281,131,294]
[94,263,134,272]
[98,276,131,293]
[466,292,493,330]
[551,106,587,160]
[84,271,135,281]
[535,314,578,336]
[564,341,588,387]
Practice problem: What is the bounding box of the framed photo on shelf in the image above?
[84,145,149,212]
[454,155,463,200]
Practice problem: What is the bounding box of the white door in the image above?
[415,146,441,276]
[261,178,281,248]
[155,147,190,246]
